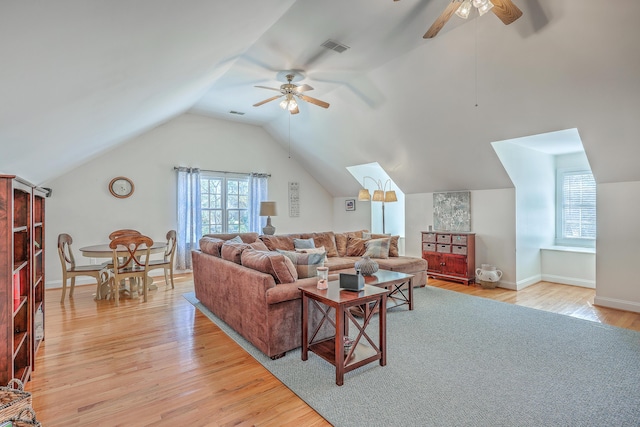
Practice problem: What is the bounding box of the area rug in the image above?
[184,287,640,426]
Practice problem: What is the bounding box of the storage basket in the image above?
[7,408,41,427]
[0,380,32,422]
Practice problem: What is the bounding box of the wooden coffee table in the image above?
[300,281,390,386]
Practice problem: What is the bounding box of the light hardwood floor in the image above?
[28,275,640,426]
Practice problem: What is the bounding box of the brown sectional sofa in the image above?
[192,230,427,359]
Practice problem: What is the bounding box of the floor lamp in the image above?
[357,177,397,234]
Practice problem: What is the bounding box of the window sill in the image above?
[540,245,595,254]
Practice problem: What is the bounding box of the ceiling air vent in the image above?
[321,39,350,53]
[229,110,245,116]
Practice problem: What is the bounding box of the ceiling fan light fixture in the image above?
[477,0,494,16]
[455,0,473,19]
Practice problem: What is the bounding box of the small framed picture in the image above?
[345,199,355,211]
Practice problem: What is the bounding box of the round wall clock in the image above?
[108,176,134,198]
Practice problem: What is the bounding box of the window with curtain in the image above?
[176,168,268,270]
[556,169,596,247]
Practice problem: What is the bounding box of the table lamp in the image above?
[260,201,277,235]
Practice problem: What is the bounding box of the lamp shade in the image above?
[259,201,277,216]
[372,190,384,202]
[384,190,398,203]
[358,189,371,201]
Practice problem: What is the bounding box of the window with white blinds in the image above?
[556,170,596,246]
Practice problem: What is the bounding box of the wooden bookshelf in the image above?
[0,175,46,385]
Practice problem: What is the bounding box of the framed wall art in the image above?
[433,191,471,231]
[345,199,355,211]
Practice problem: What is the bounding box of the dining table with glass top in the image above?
[79,241,167,300]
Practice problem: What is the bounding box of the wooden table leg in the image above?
[380,293,387,367]
[301,294,309,361]
[335,306,344,386]
[408,279,414,311]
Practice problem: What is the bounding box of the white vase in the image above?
[475,264,502,282]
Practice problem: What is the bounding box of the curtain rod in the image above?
[173,166,270,177]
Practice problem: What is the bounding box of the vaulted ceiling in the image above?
[2,1,639,196]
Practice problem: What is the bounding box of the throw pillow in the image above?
[363,232,399,257]
[249,240,270,251]
[334,230,369,257]
[199,236,225,257]
[221,241,252,264]
[346,236,368,257]
[260,235,297,251]
[363,237,391,259]
[240,249,298,284]
[293,237,315,249]
[277,250,325,279]
[312,232,338,257]
[227,235,243,244]
[296,246,328,262]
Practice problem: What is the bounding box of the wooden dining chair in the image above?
[148,230,177,289]
[108,234,153,306]
[108,229,141,240]
[58,233,110,302]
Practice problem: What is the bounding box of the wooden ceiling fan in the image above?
[253,71,330,115]
[395,0,523,39]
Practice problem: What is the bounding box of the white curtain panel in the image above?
[249,173,268,233]
[176,167,201,270]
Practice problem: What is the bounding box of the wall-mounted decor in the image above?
[433,191,471,231]
[345,199,355,211]
[288,181,300,217]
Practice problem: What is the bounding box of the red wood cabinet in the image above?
[421,231,475,285]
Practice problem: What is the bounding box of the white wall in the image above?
[332,197,370,233]
[541,248,595,288]
[43,113,334,287]
[405,189,516,287]
[594,181,640,312]
[493,142,556,289]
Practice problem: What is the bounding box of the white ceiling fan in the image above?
[253,71,330,115]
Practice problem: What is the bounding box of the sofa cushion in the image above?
[312,232,338,257]
[363,237,391,259]
[346,236,368,256]
[221,241,253,264]
[278,250,325,278]
[199,236,225,257]
[324,256,358,271]
[335,230,368,257]
[203,232,258,244]
[376,256,428,274]
[363,232,400,257]
[240,249,298,284]
[293,237,315,249]
[260,234,300,251]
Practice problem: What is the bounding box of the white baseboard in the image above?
[541,274,595,289]
[515,274,542,290]
[594,296,640,314]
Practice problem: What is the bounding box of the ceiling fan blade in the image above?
[294,84,314,93]
[254,85,282,92]
[290,105,300,115]
[423,0,461,39]
[491,0,523,25]
[253,95,282,107]
[299,95,330,109]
